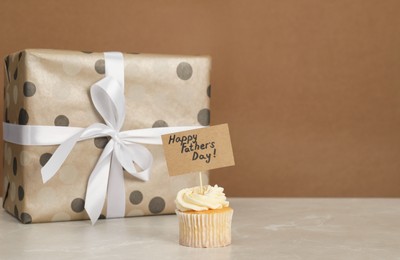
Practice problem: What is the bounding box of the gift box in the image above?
[2,49,211,223]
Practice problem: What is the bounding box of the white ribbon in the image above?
[3,52,203,224]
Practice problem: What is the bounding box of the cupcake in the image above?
[175,185,233,248]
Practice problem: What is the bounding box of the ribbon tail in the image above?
[106,152,126,219]
[40,123,113,183]
[41,129,84,183]
[85,141,114,224]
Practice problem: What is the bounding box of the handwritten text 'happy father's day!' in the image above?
[167,134,216,163]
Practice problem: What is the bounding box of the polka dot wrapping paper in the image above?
[2,49,211,223]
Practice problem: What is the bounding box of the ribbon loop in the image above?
[91,77,125,131]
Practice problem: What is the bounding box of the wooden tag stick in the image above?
[199,172,204,194]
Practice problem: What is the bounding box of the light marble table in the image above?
[1,198,400,260]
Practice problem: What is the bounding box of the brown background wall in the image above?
[1,0,400,197]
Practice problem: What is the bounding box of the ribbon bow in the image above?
[2,52,203,224]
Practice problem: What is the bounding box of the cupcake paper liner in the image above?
[176,208,233,248]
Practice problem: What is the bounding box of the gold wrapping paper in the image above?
[2,49,211,223]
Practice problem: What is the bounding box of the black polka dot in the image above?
[23,81,36,97]
[152,120,168,128]
[18,186,24,201]
[54,115,70,126]
[39,153,52,167]
[127,52,140,55]
[94,137,110,149]
[3,182,10,206]
[129,190,143,205]
[5,56,10,82]
[207,85,211,98]
[82,51,92,54]
[197,108,210,126]
[13,67,18,80]
[5,109,9,123]
[13,157,17,176]
[95,59,105,74]
[99,214,106,219]
[149,197,165,214]
[5,56,9,70]
[5,56,10,80]
[176,62,193,80]
[71,198,85,213]
[20,213,32,224]
[14,205,19,219]
[18,108,29,125]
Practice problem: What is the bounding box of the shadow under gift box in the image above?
[2,49,211,224]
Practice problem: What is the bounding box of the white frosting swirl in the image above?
[175,185,229,211]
